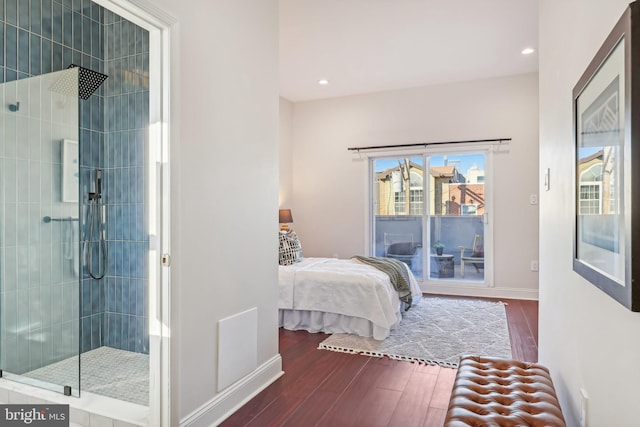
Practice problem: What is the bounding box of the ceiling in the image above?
[279,0,539,102]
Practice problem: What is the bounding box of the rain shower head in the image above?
[50,64,109,100]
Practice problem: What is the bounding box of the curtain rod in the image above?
[347,138,511,152]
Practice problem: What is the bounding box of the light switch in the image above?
[544,168,550,191]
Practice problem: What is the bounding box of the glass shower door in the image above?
[0,69,81,396]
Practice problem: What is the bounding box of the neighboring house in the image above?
[375,163,484,216]
[577,148,616,215]
[466,164,485,184]
[375,161,425,216]
[446,182,485,216]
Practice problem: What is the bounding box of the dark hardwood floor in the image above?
[221,295,538,427]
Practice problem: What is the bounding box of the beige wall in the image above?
[283,73,540,299]
[539,1,640,426]
[151,0,281,425]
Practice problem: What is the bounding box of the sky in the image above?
[374,153,485,178]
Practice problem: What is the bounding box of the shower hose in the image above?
[84,196,108,280]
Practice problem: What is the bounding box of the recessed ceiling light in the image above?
[318,79,329,85]
[521,47,536,55]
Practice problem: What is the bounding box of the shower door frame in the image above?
[94,1,173,426]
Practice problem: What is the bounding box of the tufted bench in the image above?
[444,355,566,427]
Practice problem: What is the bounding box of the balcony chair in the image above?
[459,233,484,278]
[384,233,417,268]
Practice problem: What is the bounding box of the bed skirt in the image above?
[278,309,396,340]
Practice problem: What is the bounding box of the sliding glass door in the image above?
[372,157,424,276]
[370,149,491,285]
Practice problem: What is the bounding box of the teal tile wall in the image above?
[102,8,149,354]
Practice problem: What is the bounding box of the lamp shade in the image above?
[279,209,293,224]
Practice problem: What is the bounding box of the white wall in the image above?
[150,0,281,425]
[286,73,539,299]
[279,98,294,207]
[539,1,640,426]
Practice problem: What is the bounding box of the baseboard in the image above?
[420,283,539,300]
[179,354,283,427]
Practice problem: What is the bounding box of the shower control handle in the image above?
[88,169,103,200]
[96,169,102,196]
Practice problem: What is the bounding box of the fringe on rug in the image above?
[317,342,459,369]
[317,343,385,359]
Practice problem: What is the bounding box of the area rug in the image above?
[318,298,512,368]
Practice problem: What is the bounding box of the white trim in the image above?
[90,1,174,426]
[364,157,373,254]
[92,0,178,28]
[483,147,495,287]
[421,282,539,300]
[179,355,284,427]
[0,380,149,426]
[352,140,510,158]
[366,147,495,288]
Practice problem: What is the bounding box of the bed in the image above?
[278,257,423,340]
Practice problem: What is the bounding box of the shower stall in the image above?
[0,1,150,406]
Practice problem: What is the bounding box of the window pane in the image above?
[372,157,423,276]
[579,183,601,214]
[371,152,488,283]
[428,153,485,282]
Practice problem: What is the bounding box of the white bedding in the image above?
[278,257,422,339]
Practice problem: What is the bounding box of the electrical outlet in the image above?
[580,388,588,427]
[530,260,539,271]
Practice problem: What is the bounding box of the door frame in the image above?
[94,1,174,425]
[365,143,497,292]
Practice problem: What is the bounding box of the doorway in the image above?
[0,0,171,424]
[370,149,492,285]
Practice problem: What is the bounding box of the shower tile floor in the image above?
[23,346,148,406]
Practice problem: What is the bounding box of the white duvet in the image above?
[278,257,422,334]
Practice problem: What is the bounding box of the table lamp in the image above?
[279,209,293,231]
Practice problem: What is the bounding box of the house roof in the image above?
[579,149,604,164]
[430,165,456,178]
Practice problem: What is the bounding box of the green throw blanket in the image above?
[351,256,413,310]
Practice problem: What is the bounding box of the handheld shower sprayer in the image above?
[88,169,102,200]
[84,169,107,280]
[96,169,102,196]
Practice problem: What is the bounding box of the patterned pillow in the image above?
[279,231,303,265]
